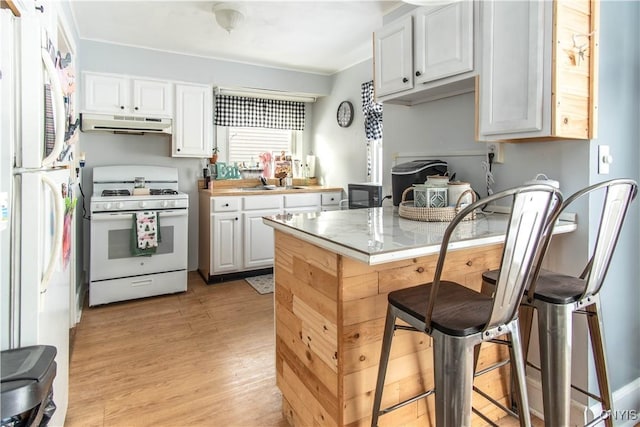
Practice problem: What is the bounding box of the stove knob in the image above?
[162,200,169,208]
[170,200,177,208]
[117,202,124,209]
[140,201,147,208]
[104,202,112,210]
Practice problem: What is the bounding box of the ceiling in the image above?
[69,1,403,75]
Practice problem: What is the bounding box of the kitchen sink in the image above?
[240,185,277,191]
[239,185,306,191]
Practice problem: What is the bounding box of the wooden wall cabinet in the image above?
[374,1,476,105]
[477,0,599,142]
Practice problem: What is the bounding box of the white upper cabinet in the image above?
[414,2,473,83]
[83,72,173,117]
[374,1,476,105]
[132,79,173,116]
[172,83,213,158]
[477,0,599,141]
[374,15,413,98]
[478,0,547,138]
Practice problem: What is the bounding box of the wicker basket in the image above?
[398,187,477,222]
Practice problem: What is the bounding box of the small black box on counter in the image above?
[391,160,448,206]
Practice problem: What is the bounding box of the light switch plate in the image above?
[598,145,612,175]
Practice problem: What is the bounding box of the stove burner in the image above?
[150,189,179,195]
[102,189,131,197]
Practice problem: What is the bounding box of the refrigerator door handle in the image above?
[40,174,64,295]
[41,47,66,167]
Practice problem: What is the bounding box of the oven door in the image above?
[90,209,188,281]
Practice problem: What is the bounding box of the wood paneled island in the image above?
[263,208,575,426]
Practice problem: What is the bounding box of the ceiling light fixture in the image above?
[212,3,245,34]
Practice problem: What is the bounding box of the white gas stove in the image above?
[89,165,188,306]
[90,165,188,213]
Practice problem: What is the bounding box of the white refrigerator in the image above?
[1,7,78,426]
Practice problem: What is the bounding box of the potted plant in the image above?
[210,147,220,164]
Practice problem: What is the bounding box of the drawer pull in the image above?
[416,267,425,273]
[223,203,229,207]
[466,261,473,266]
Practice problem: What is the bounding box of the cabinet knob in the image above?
[223,203,229,207]
[135,107,139,110]
[415,71,422,77]
[120,106,125,110]
[402,77,409,83]
[35,5,44,12]
[177,148,181,152]
[235,217,239,221]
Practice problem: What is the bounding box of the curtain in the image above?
[361,80,383,142]
[215,95,305,130]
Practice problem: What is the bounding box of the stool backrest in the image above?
[424,184,563,334]
[531,179,637,301]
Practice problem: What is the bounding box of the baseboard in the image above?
[527,376,640,426]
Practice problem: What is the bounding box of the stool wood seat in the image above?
[481,179,638,427]
[371,185,563,427]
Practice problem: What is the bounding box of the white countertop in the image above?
[263,207,577,265]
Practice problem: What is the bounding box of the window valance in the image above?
[215,95,305,130]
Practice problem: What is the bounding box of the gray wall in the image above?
[310,60,372,190]
[77,40,332,275]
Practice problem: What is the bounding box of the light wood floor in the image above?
[66,271,540,427]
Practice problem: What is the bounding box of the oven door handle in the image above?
[92,210,188,220]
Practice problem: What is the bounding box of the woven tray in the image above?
[398,187,477,222]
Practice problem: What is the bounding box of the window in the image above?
[218,126,301,166]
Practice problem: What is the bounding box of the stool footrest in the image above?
[472,406,500,427]
[526,361,605,403]
[474,358,510,378]
[473,385,519,419]
[585,410,611,427]
[379,388,435,416]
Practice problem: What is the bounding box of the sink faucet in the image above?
[259,176,268,186]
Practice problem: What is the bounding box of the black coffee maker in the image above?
[391,160,448,206]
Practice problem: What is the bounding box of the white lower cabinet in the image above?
[283,193,321,215]
[211,212,241,274]
[243,209,280,269]
[321,191,343,211]
[202,192,338,279]
[242,195,282,269]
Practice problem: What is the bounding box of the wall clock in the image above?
[337,101,354,128]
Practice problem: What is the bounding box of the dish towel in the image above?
[131,212,161,256]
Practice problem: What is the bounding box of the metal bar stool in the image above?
[481,179,638,427]
[371,185,563,427]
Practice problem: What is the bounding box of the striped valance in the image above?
[215,95,305,130]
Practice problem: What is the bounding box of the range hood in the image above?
[80,113,172,134]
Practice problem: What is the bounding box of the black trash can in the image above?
[1,346,57,427]
[391,160,448,206]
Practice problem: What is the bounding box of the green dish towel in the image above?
[131,212,161,257]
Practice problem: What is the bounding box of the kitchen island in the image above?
[263,207,576,427]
